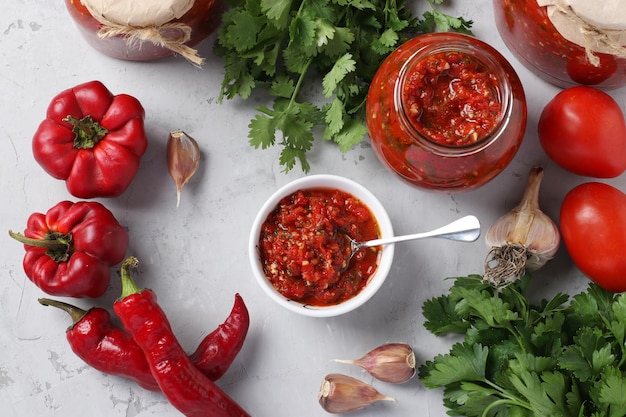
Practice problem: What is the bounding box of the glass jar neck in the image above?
[394,37,514,158]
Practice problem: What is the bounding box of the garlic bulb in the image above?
[484,166,560,287]
[318,373,396,414]
[167,130,201,208]
[334,343,416,384]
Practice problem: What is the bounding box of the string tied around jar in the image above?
[80,0,204,66]
[539,0,626,67]
[97,22,204,66]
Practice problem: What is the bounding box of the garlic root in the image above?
[483,166,560,287]
[318,373,396,414]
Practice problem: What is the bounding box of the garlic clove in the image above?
[334,342,416,384]
[484,166,560,287]
[318,373,396,414]
[167,130,201,208]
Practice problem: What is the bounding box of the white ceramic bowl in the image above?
[248,174,394,318]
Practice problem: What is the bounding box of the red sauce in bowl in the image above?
[258,188,381,306]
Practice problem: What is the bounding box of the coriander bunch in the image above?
[419,274,626,417]
[214,0,472,172]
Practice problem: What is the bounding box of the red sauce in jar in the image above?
[403,51,502,146]
[258,188,381,306]
[493,0,626,89]
[366,33,526,191]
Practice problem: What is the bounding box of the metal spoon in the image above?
[341,215,481,268]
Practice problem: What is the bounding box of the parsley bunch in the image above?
[419,275,626,417]
[214,0,472,172]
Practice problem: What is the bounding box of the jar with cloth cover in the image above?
[65,0,222,65]
[493,0,626,89]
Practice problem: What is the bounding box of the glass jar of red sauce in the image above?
[366,33,527,192]
[493,0,626,89]
[64,0,222,62]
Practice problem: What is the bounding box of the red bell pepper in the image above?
[9,200,129,298]
[32,80,148,198]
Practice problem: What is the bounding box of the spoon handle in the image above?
[359,215,481,249]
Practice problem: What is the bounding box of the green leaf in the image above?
[248,110,277,149]
[322,53,356,97]
[500,284,531,323]
[453,287,519,328]
[597,367,626,417]
[269,75,296,98]
[612,293,626,323]
[261,0,292,28]
[419,343,489,388]
[290,13,316,48]
[488,338,525,379]
[530,312,565,356]
[279,146,310,173]
[444,384,506,417]
[221,10,263,52]
[508,358,568,416]
[315,18,336,47]
[371,28,399,54]
[564,383,585,417]
[334,119,368,152]
[608,294,626,346]
[422,294,470,336]
[559,345,593,382]
[283,47,314,74]
[323,97,346,139]
[342,0,377,11]
[559,326,614,382]
[279,110,315,151]
[386,8,410,32]
[592,346,616,377]
[320,26,355,58]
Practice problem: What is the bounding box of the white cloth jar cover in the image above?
[537,0,626,65]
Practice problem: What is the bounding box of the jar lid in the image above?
[81,0,194,27]
[537,0,626,63]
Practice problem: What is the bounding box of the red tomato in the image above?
[538,86,626,178]
[560,182,626,293]
[566,50,618,86]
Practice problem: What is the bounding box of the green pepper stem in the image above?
[38,298,88,325]
[119,256,143,299]
[63,115,108,149]
[9,230,69,251]
[9,230,73,263]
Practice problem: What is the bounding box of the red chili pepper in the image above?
[32,80,148,198]
[38,293,249,391]
[39,298,160,391]
[114,257,251,417]
[9,200,128,298]
[189,293,250,381]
